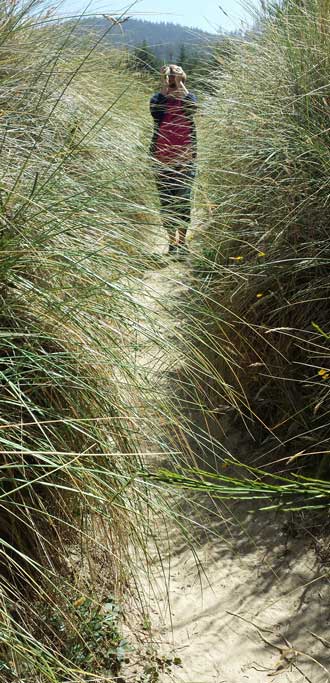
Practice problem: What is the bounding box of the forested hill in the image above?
[80,17,220,62]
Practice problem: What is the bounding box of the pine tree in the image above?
[178,43,186,69]
[131,39,159,72]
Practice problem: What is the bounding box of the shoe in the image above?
[177,244,190,260]
[166,244,177,256]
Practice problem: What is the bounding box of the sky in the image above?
[60,0,256,34]
[134,0,254,33]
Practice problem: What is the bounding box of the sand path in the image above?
[130,243,330,683]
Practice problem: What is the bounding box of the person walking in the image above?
[150,64,197,258]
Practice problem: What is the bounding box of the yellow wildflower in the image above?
[318,368,330,379]
[256,292,263,298]
[258,251,266,257]
[230,255,244,261]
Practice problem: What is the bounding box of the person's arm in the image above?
[160,66,169,96]
[183,92,198,114]
[168,74,197,109]
[150,92,167,121]
[177,79,189,97]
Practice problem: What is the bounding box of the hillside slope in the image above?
[79,17,220,61]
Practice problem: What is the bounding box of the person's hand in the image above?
[160,66,169,82]
[167,73,188,98]
[175,73,183,89]
[160,66,169,94]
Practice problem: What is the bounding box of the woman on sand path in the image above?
[150,64,197,258]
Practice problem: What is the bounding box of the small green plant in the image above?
[66,596,129,674]
[138,649,181,683]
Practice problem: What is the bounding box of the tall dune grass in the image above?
[0,2,175,680]
[176,0,330,495]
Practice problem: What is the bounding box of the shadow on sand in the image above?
[142,255,330,683]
